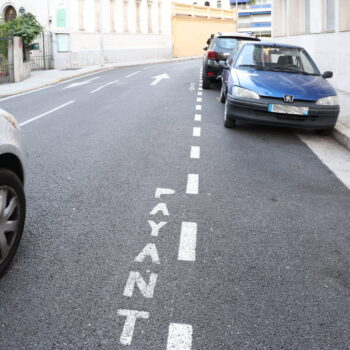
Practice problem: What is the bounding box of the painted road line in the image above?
[20,100,75,127]
[195,105,202,111]
[126,71,141,78]
[193,127,201,137]
[190,146,200,159]
[197,97,202,102]
[194,114,201,122]
[63,76,100,89]
[90,80,119,94]
[167,323,193,350]
[198,87,203,91]
[144,66,152,70]
[186,174,199,194]
[198,91,202,96]
[178,222,197,261]
[299,133,350,190]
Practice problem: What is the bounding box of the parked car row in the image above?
[203,33,340,134]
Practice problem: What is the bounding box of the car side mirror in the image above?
[219,61,229,70]
[322,71,333,79]
[203,46,208,51]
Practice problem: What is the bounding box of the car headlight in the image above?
[232,86,260,100]
[316,95,338,106]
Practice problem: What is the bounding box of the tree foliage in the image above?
[0,13,43,48]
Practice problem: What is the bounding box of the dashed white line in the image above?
[197,97,202,102]
[126,71,141,78]
[186,174,199,194]
[90,80,119,94]
[195,105,202,111]
[194,114,201,121]
[193,127,201,137]
[197,91,202,96]
[167,323,193,350]
[178,222,197,261]
[144,66,152,70]
[198,87,203,91]
[190,146,200,159]
[20,100,75,126]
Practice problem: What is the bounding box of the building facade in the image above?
[272,0,350,92]
[0,0,173,68]
[236,0,272,37]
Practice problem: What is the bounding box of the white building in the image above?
[272,0,350,93]
[0,0,173,68]
[236,1,272,37]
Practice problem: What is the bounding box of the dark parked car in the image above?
[202,32,260,89]
[220,41,340,134]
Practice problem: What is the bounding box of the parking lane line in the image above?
[178,222,197,261]
[190,146,200,159]
[193,127,201,137]
[20,100,76,127]
[167,323,193,350]
[186,174,199,194]
[194,114,201,122]
[195,105,202,111]
[126,71,141,78]
[197,97,202,102]
[198,91,202,96]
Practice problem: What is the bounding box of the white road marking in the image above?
[198,91,202,96]
[155,188,175,198]
[144,66,152,70]
[63,76,100,89]
[117,309,149,346]
[178,222,197,261]
[193,127,201,137]
[148,220,168,236]
[190,146,200,159]
[150,73,170,86]
[198,87,203,91]
[123,271,158,298]
[194,114,201,122]
[150,203,169,216]
[195,105,202,111]
[186,174,199,194]
[298,133,350,190]
[167,323,193,350]
[135,243,160,264]
[20,100,75,127]
[90,80,119,93]
[126,71,141,78]
[189,83,196,91]
[197,97,202,102]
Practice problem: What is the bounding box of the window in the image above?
[4,6,17,22]
[325,0,335,31]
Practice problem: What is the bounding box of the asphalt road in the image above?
[0,60,349,350]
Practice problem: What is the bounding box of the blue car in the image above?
[220,42,340,134]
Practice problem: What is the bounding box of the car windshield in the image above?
[215,38,238,51]
[235,44,320,75]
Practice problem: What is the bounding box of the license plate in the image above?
[268,104,309,116]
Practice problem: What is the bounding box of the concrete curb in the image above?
[0,56,201,99]
[333,122,350,151]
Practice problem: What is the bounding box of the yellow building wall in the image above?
[172,3,237,58]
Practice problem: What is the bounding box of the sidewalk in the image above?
[0,59,349,151]
[0,56,201,98]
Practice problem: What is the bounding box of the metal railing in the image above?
[30,31,54,71]
[0,37,13,84]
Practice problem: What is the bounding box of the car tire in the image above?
[316,128,333,136]
[0,169,26,278]
[202,75,211,89]
[224,100,236,128]
[220,82,226,103]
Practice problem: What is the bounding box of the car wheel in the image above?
[202,75,211,89]
[0,169,26,278]
[220,82,226,103]
[224,100,236,128]
[316,128,333,136]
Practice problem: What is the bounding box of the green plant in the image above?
[0,13,43,48]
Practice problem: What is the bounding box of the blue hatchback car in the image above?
[220,42,340,134]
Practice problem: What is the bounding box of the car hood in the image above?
[234,69,336,101]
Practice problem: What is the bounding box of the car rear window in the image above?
[215,38,238,51]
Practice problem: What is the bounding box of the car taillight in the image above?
[207,51,217,60]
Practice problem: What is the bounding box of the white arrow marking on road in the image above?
[150,73,170,86]
[63,76,100,89]
[90,80,119,94]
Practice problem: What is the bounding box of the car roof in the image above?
[238,41,303,49]
[215,32,260,40]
